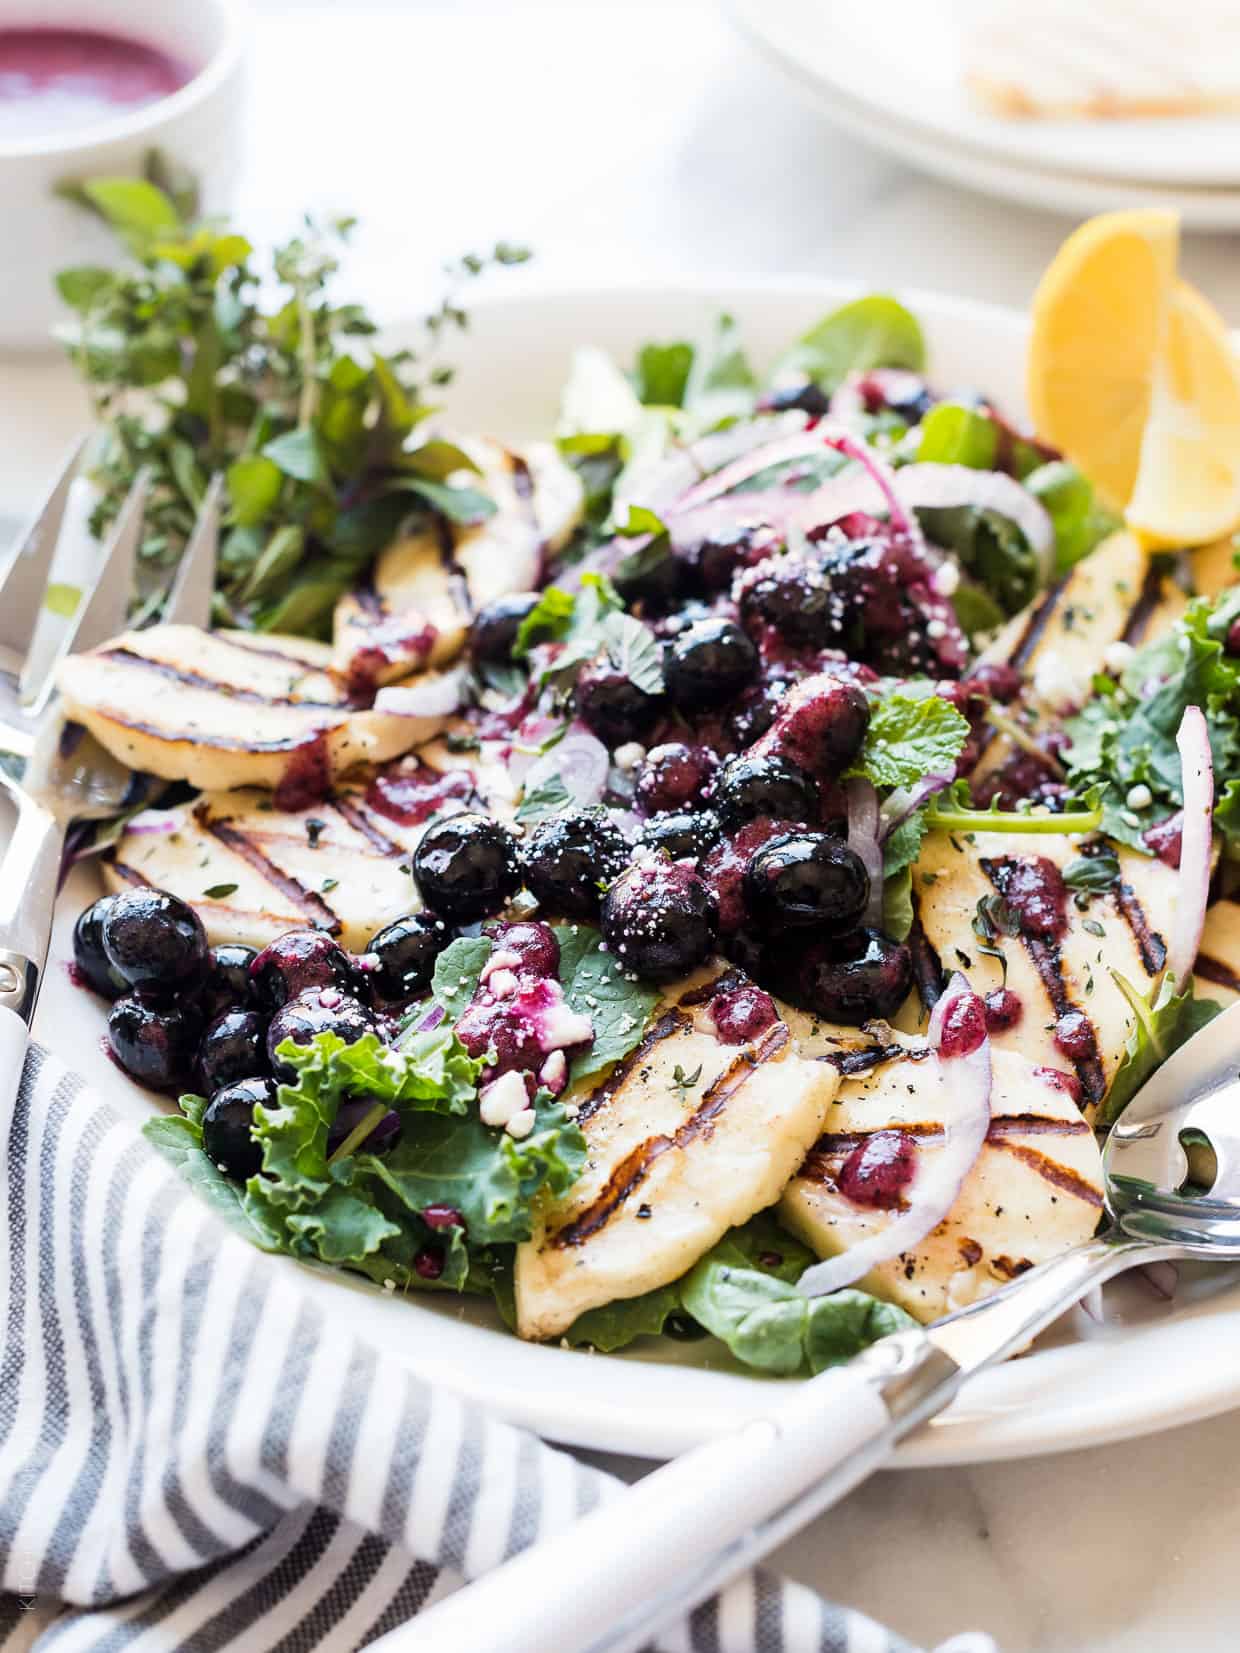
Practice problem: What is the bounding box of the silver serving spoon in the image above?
[393,1002,1240,1653]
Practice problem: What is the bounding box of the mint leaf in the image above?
[882,810,928,879]
[513,586,576,657]
[516,773,572,824]
[916,402,998,469]
[916,504,1040,617]
[849,691,970,790]
[772,294,925,392]
[602,612,664,695]
[262,427,330,486]
[554,923,659,1085]
[227,455,284,526]
[634,341,693,408]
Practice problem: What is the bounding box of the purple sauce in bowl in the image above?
[0,26,190,141]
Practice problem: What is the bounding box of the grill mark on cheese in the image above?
[676,967,746,1008]
[989,1141,1104,1206]
[1111,878,1167,974]
[100,646,345,710]
[200,812,340,931]
[221,635,341,673]
[553,1022,789,1247]
[573,1009,693,1125]
[1194,953,1240,993]
[95,715,339,754]
[1006,576,1069,670]
[331,797,404,855]
[907,903,946,1012]
[980,859,1107,1106]
[105,859,150,887]
[820,1042,925,1076]
[986,1111,1091,1139]
[797,1112,1091,1188]
[1118,559,1169,647]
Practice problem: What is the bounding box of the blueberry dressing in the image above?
[709,982,778,1045]
[366,763,477,826]
[456,922,593,1084]
[936,991,988,1059]
[0,26,189,140]
[836,1129,918,1210]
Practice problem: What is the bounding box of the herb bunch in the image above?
[56,159,530,636]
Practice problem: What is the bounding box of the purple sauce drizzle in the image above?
[366,764,475,826]
[937,991,987,1059]
[837,1129,918,1210]
[710,983,778,1045]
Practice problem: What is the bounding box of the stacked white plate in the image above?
[726,0,1240,228]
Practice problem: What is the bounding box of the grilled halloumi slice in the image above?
[331,438,584,687]
[910,829,1177,1120]
[58,626,453,796]
[781,1043,1103,1322]
[514,964,839,1341]
[103,737,514,950]
[1196,893,1240,1007]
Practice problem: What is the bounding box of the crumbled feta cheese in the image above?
[1126,783,1153,811]
[1103,640,1135,674]
[925,618,947,640]
[932,561,960,597]
[479,1070,528,1128]
[614,742,646,772]
[506,1107,537,1140]
[540,1050,567,1090]
[1030,649,1082,714]
[383,1279,396,1293]
[480,948,522,982]
[487,968,518,999]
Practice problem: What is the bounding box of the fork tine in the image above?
[20,467,150,714]
[163,471,222,628]
[0,434,91,656]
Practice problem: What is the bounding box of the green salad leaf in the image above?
[634,340,694,408]
[680,1219,916,1376]
[848,691,971,790]
[771,294,925,392]
[55,160,529,637]
[1101,972,1224,1127]
[916,504,1041,618]
[554,923,660,1085]
[429,936,494,1021]
[924,779,1105,837]
[1025,461,1122,572]
[1064,588,1240,851]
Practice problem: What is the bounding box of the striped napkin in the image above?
[0,1047,995,1653]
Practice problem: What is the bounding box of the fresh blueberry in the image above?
[101,888,208,997]
[266,988,376,1081]
[197,1008,269,1094]
[574,657,665,747]
[201,1077,276,1180]
[107,995,204,1091]
[72,894,127,998]
[522,808,631,918]
[367,913,453,1002]
[470,592,541,664]
[713,753,819,832]
[412,812,522,924]
[639,809,722,863]
[250,929,361,1013]
[600,854,717,982]
[743,832,870,931]
[663,619,758,713]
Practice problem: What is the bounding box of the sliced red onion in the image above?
[123,808,187,837]
[879,772,957,842]
[822,431,924,553]
[1166,704,1213,988]
[893,464,1054,586]
[614,412,809,517]
[672,428,837,516]
[798,972,992,1299]
[522,725,609,810]
[374,667,466,719]
[845,776,884,929]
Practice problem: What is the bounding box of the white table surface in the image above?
[6,4,1240,1649]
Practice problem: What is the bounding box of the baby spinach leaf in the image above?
[1101,972,1224,1127]
[635,340,694,408]
[564,1285,684,1351]
[554,923,660,1085]
[772,294,925,392]
[1025,461,1121,572]
[429,936,494,1020]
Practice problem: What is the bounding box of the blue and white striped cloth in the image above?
[0,1048,994,1653]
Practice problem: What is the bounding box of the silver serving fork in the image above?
[394,1000,1240,1653]
[0,443,222,1106]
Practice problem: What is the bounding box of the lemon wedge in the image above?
[1028,208,1240,548]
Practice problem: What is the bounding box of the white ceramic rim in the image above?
[0,0,249,161]
[29,272,1240,1468]
[722,0,1240,230]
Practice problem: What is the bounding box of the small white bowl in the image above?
[0,0,247,351]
